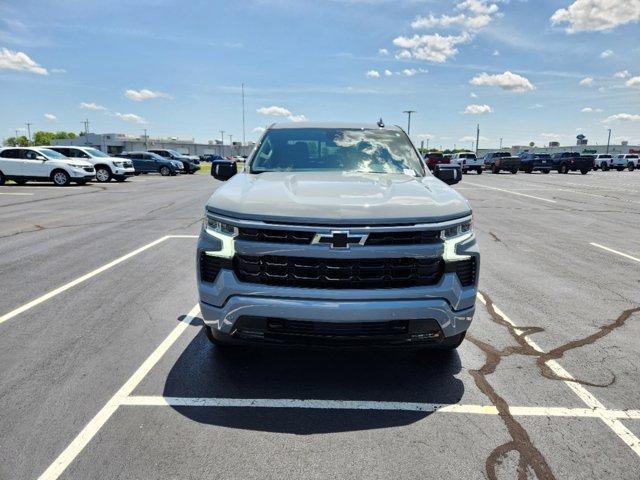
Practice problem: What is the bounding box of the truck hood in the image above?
[206,171,471,225]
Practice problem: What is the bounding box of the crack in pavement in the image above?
[489,231,502,243]
[468,291,640,479]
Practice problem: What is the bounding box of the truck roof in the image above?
[269,122,404,131]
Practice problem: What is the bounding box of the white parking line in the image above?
[120,396,640,419]
[0,192,34,195]
[477,293,640,458]
[590,243,640,264]
[464,182,557,203]
[37,304,201,480]
[0,235,198,326]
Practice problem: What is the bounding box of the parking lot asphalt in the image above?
[1,170,639,480]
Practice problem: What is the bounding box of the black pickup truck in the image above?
[551,152,594,174]
[482,152,521,174]
[519,153,552,174]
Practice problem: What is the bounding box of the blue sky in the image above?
[1,0,639,149]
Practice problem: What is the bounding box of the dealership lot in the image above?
[1,171,639,479]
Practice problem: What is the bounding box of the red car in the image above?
[424,152,449,170]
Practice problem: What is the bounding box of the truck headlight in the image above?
[204,218,236,237]
[441,219,472,239]
[442,218,473,261]
[112,161,123,167]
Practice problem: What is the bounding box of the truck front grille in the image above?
[455,257,476,286]
[236,228,441,246]
[234,254,444,289]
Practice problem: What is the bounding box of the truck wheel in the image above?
[542,169,550,174]
[52,170,71,186]
[510,168,518,174]
[159,166,171,176]
[603,164,609,171]
[629,163,635,172]
[204,325,235,349]
[492,166,499,174]
[0,171,5,185]
[95,166,112,183]
[476,167,482,175]
[580,169,589,175]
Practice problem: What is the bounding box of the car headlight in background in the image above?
[112,161,123,167]
[69,164,87,169]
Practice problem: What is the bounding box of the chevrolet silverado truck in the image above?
[519,153,552,174]
[551,152,594,174]
[482,151,521,174]
[197,123,478,351]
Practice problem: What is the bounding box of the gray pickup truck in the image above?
[197,123,479,351]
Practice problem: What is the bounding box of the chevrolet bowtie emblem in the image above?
[312,230,368,249]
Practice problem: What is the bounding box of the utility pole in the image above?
[475,123,480,155]
[229,135,233,155]
[82,119,90,145]
[25,122,32,145]
[220,130,225,156]
[426,138,430,150]
[499,137,503,149]
[241,83,246,145]
[144,128,148,150]
[606,128,612,154]
[403,110,416,135]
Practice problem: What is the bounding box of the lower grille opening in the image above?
[233,316,444,346]
[454,257,477,287]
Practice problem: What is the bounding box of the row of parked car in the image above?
[0,146,201,186]
[424,151,639,175]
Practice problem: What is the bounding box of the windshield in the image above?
[166,150,184,157]
[39,149,68,159]
[251,128,425,176]
[598,155,611,159]
[84,148,110,158]
[459,153,476,159]
[534,154,551,159]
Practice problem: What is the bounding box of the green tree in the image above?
[3,136,29,147]
[32,130,78,145]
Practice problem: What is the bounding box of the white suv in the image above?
[47,146,135,182]
[593,154,612,171]
[450,152,483,174]
[0,147,95,186]
[612,154,639,171]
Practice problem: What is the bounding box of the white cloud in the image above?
[257,105,293,117]
[418,133,434,139]
[395,50,412,60]
[579,76,594,86]
[600,49,614,58]
[50,68,66,74]
[366,70,380,78]
[384,69,393,77]
[411,13,493,30]
[551,0,640,33]
[464,104,492,114]
[614,70,631,79]
[626,76,640,88]
[378,48,388,56]
[402,68,417,77]
[530,103,544,109]
[112,112,146,124]
[493,49,500,56]
[470,71,535,92]
[598,86,606,92]
[393,32,471,63]
[0,47,48,75]
[43,113,57,121]
[457,0,499,15]
[581,107,603,112]
[470,92,478,98]
[79,102,107,111]
[288,114,307,123]
[257,105,306,123]
[603,113,640,122]
[124,89,172,101]
[252,127,266,133]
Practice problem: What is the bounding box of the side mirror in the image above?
[434,164,461,185]
[36,155,47,161]
[212,160,238,181]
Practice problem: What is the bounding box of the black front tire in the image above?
[476,167,482,175]
[511,168,518,174]
[0,171,6,185]
[15,179,27,185]
[159,166,171,176]
[542,169,550,174]
[580,169,589,175]
[629,164,635,172]
[492,166,499,174]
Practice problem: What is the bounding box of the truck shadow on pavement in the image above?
[162,323,464,434]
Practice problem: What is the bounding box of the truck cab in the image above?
[450,152,483,174]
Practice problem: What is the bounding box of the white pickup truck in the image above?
[593,154,612,171]
[450,152,483,174]
[611,154,638,172]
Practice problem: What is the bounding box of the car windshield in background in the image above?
[40,149,67,159]
[251,128,425,176]
[535,154,551,159]
[166,150,184,157]
[85,148,110,158]
[459,153,476,158]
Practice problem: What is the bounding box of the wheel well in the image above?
[50,168,68,179]
[95,163,111,172]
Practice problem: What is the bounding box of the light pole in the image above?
[475,123,480,155]
[220,130,225,156]
[144,128,148,149]
[241,83,246,145]
[606,128,612,154]
[229,135,233,155]
[25,122,32,145]
[403,110,416,135]
[499,137,503,149]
